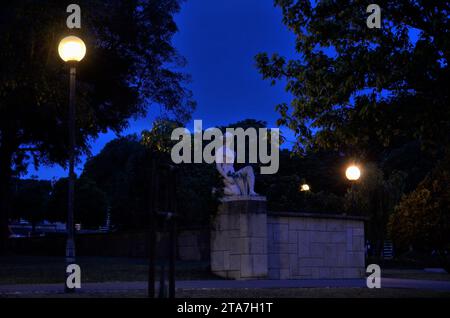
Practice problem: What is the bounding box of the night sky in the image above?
[28,0,297,180]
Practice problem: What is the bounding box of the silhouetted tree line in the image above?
[0,0,194,253]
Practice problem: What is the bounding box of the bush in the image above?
[388,155,450,270]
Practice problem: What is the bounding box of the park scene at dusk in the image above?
[1,0,450,302]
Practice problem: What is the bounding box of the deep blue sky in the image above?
[29,0,297,180]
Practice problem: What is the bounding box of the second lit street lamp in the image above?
[58,35,86,286]
[346,165,361,181]
[300,183,310,192]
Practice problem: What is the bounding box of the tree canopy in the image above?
[256,0,450,157]
[0,0,194,169]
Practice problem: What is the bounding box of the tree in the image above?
[0,1,194,252]
[345,163,407,257]
[81,135,149,229]
[142,119,222,225]
[83,125,222,228]
[48,177,108,228]
[258,149,348,212]
[256,0,450,157]
[388,154,450,269]
[12,179,52,233]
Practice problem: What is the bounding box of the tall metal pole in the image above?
[168,167,177,298]
[351,181,356,214]
[148,157,157,298]
[168,217,176,298]
[66,65,76,292]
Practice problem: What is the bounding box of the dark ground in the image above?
[0,255,215,284]
[1,256,450,298]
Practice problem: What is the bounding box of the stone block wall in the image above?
[210,196,268,280]
[267,213,365,279]
[210,198,366,280]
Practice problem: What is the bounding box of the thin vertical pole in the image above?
[66,65,76,293]
[148,156,158,298]
[168,216,176,298]
[351,181,356,214]
[159,169,170,298]
[168,168,177,298]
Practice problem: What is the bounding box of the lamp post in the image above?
[345,165,361,213]
[58,36,86,289]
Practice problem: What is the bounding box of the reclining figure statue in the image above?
[215,133,259,197]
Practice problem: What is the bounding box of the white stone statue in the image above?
[216,133,259,197]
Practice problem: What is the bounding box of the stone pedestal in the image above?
[210,196,268,280]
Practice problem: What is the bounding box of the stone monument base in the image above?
[210,196,268,280]
[210,197,366,280]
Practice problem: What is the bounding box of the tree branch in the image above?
[17,147,39,153]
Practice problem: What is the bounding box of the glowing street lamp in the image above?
[300,184,310,192]
[345,165,361,181]
[58,35,86,291]
[58,36,86,62]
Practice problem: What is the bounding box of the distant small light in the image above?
[300,184,310,192]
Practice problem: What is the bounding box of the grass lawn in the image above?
[3,256,450,285]
[0,255,215,284]
[2,256,450,299]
